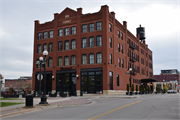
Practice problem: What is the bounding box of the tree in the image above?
[126,84,129,92]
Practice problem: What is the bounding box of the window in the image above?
[82,54,87,64]
[49,43,53,52]
[118,30,120,38]
[89,23,94,32]
[89,53,94,64]
[43,31,48,39]
[38,33,42,40]
[58,41,63,51]
[71,26,76,35]
[109,23,112,32]
[122,59,124,68]
[59,29,63,36]
[58,57,62,66]
[109,71,113,90]
[43,44,47,51]
[121,32,123,40]
[96,36,102,46]
[49,31,53,38]
[37,44,41,53]
[48,58,52,67]
[110,54,112,64]
[82,24,87,33]
[96,22,102,30]
[82,38,87,48]
[118,57,121,67]
[71,39,76,49]
[109,37,112,48]
[64,40,69,50]
[97,53,102,63]
[118,43,120,52]
[71,55,76,65]
[89,37,94,47]
[65,28,69,36]
[121,45,123,54]
[117,74,119,86]
[64,56,69,66]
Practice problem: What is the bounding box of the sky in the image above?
[0,0,180,82]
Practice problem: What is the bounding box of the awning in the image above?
[140,78,158,83]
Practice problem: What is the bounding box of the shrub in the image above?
[131,84,134,92]
[136,85,138,92]
[127,84,129,92]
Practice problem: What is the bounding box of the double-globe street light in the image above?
[126,68,132,95]
[36,50,50,104]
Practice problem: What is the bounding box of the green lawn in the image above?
[1,98,24,100]
[1,102,24,107]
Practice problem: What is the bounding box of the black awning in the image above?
[141,78,158,83]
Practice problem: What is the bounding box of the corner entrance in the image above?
[56,70,76,96]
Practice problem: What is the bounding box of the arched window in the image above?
[64,40,69,50]
[37,44,41,53]
[49,43,53,52]
[96,36,102,46]
[64,56,69,66]
[89,53,94,64]
[58,57,62,66]
[96,53,102,63]
[71,55,76,65]
[58,41,63,51]
[82,54,87,64]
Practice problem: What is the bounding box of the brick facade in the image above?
[32,5,153,95]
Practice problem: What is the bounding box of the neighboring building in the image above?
[32,5,153,95]
[153,69,180,85]
[153,82,178,92]
[5,76,32,89]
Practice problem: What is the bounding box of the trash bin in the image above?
[25,94,33,107]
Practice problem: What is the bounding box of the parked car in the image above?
[167,90,173,93]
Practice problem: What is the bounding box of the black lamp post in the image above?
[38,57,43,97]
[126,68,132,95]
[39,50,49,104]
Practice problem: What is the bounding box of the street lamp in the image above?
[38,57,43,97]
[39,50,50,104]
[129,68,132,88]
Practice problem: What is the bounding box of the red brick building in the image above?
[153,69,180,85]
[5,76,32,88]
[32,5,153,95]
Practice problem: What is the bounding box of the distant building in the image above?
[5,76,32,89]
[153,69,180,85]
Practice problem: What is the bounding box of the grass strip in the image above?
[1,98,24,100]
[1,102,24,107]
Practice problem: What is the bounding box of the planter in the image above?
[130,91,134,95]
[126,92,129,95]
[135,92,138,95]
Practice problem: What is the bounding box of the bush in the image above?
[136,85,138,92]
[127,84,129,92]
[139,86,141,92]
[131,84,134,92]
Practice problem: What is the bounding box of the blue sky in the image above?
[0,0,179,81]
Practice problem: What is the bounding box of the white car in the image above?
[167,90,173,93]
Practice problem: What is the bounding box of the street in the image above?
[3,93,180,120]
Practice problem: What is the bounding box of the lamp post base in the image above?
[39,95,48,104]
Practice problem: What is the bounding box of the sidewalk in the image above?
[0,94,140,118]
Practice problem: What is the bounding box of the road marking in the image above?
[88,101,142,120]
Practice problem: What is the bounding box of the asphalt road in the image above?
[3,93,180,120]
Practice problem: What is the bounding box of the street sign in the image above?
[37,74,43,80]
